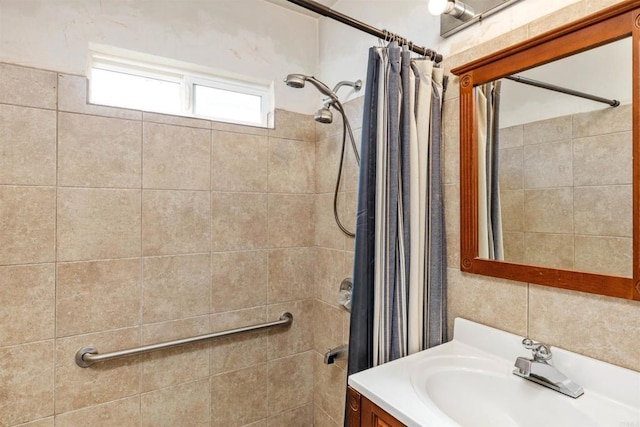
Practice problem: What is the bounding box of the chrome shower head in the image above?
[283,74,338,101]
[314,106,333,124]
[284,74,307,89]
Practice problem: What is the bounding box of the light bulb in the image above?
[428,0,450,15]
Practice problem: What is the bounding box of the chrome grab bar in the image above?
[75,312,293,368]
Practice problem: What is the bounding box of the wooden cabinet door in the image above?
[347,386,406,427]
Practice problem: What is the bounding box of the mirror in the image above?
[451,1,640,300]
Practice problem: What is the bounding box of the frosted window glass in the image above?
[90,68,181,114]
[194,85,262,125]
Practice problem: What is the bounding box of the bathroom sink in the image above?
[348,319,640,427]
[410,355,638,426]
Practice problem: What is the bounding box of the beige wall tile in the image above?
[142,254,211,323]
[499,125,524,149]
[0,186,56,265]
[447,268,528,337]
[444,184,460,268]
[141,379,210,427]
[313,405,340,427]
[210,120,268,136]
[342,191,357,248]
[143,111,211,129]
[57,73,142,120]
[212,131,268,192]
[523,140,572,188]
[573,132,631,186]
[523,233,574,270]
[267,299,313,360]
[315,135,342,194]
[267,352,313,415]
[211,250,267,312]
[572,103,631,138]
[55,327,140,413]
[267,404,314,427]
[57,188,141,261]
[574,235,632,277]
[58,112,142,188]
[442,97,460,187]
[0,63,56,109]
[141,316,210,392]
[268,194,314,248]
[313,352,346,423]
[143,123,211,190]
[529,285,640,371]
[209,307,268,375]
[56,259,142,337]
[314,248,350,308]
[55,396,140,427]
[498,147,523,190]
[0,105,56,185]
[0,341,54,426]
[13,418,54,427]
[315,193,346,250]
[142,190,210,256]
[500,190,524,232]
[268,248,314,304]
[211,192,267,251]
[574,185,631,237]
[313,300,345,356]
[268,137,315,193]
[527,2,586,37]
[342,128,361,193]
[269,110,315,142]
[523,115,571,145]
[523,188,573,234]
[0,264,54,346]
[210,364,267,427]
[503,231,525,263]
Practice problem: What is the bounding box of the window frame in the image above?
[88,52,274,128]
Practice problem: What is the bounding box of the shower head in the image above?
[314,106,333,124]
[283,74,338,101]
[284,73,307,89]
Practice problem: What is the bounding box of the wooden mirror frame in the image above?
[451,0,640,301]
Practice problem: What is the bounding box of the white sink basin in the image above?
[348,319,640,427]
[410,355,637,426]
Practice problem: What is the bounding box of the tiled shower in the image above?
[0,64,357,426]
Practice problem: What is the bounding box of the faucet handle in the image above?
[521,338,552,361]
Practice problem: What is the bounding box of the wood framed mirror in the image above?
[451,0,640,301]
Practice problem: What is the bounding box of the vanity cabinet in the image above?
[347,386,406,427]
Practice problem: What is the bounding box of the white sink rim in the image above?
[348,318,640,427]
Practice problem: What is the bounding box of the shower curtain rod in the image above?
[505,75,620,107]
[283,0,443,63]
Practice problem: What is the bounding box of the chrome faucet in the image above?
[513,338,584,398]
[324,344,348,364]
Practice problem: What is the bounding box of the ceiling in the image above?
[263,0,340,18]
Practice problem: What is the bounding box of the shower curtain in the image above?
[347,42,447,380]
[476,82,504,260]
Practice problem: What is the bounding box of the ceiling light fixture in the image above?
[428,0,475,22]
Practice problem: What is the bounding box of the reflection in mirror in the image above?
[476,37,633,278]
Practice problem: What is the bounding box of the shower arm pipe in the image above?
[505,75,620,107]
[75,312,293,368]
[284,0,442,63]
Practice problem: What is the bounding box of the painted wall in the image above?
[0,0,319,114]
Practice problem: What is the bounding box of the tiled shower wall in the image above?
[0,62,318,426]
[499,104,632,276]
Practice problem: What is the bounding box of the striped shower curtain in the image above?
[476,82,504,260]
[347,43,447,378]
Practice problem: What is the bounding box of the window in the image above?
[89,51,274,127]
